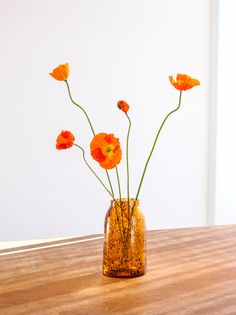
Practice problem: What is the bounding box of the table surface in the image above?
[1,225,236,315]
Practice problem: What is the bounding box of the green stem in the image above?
[65,80,95,136]
[115,166,125,238]
[65,80,115,199]
[125,113,131,201]
[135,90,183,200]
[116,167,122,200]
[106,170,115,199]
[74,144,113,199]
[77,142,123,240]
[114,200,126,245]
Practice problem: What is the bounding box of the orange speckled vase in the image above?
[103,199,146,278]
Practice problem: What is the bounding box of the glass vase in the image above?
[103,198,146,278]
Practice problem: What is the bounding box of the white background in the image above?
[0,0,211,241]
[215,0,236,224]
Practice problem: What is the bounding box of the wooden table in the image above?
[1,225,236,315]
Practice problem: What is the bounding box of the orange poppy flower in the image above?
[90,133,122,169]
[117,100,130,113]
[56,130,75,150]
[169,74,200,91]
[50,63,69,81]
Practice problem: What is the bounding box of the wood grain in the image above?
[1,225,236,314]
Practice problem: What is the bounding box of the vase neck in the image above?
[111,198,139,208]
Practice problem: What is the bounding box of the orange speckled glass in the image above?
[103,199,146,278]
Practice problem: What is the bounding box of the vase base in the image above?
[103,268,145,278]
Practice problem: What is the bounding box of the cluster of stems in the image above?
[64,80,182,203]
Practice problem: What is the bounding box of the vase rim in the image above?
[111,198,139,205]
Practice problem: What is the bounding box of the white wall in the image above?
[0,0,211,241]
[215,0,236,224]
